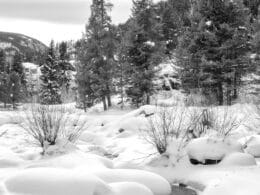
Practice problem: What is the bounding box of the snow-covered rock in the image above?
[0,114,12,126]
[29,151,114,170]
[109,182,154,195]
[4,168,112,195]
[220,152,256,166]
[93,169,171,195]
[244,135,260,157]
[202,177,260,195]
[187,137,243,164]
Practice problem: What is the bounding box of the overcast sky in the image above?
[0,0,135,45]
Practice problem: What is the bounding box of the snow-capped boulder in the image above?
[220,152,256,166]
[109,182,154,195]
[202,177,260,195]
[187,137,243,165]
[4,168,112,195]
[244,135,260,157]
[28,151,113,170]
[93,169,171,195]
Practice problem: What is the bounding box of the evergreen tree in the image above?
[58,41,74,93]
[114,24,132,109]
[40,40,62,105]
[9,52,26,108]
[243,0,260,21]
[76,0,115,111]
[155,0,191,54]
[0,50,9,107]
[8,72,23,109]
[126,0,163,107]
[177,0,252,105]
[12,52,26,85]
[75,39,97,111]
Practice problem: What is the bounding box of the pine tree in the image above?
[126,0,163,107]
[12,52,26,85]
[75,39,97,111]
[177,0,252,105]
[156,0,191,54]
[114,24,132,109]
[58,41,74,93]
[9,52,26,108]
[0,50,9,107]
[76,0,115,111]
[40,40,62,105]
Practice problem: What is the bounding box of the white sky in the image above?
[0,0,137,45]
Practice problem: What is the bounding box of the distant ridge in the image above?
[0,31,48,63]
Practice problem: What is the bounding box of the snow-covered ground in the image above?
[1,99,260,195]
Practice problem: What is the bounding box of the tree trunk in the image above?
[120,89,124,109]
[102,96,107,111]
[120,64,124,109]
[226,82,232,105]
[146,94,150,105]
[233,73,238,100]
[107,95,112,107]
[106,84,112,107]
[217,82,224,105]
[83,95,87,112]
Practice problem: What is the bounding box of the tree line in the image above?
[75,0,260,110]
[1,0,259,109]
[0,41,74,108]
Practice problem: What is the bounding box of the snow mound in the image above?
[0,158,24,168]
[187,137,243,163]
[4,168,112,195]
[0,114,12,126]
[0,147,25,168]
[109,182,154,195]
[244,135,260,157]
[202,177,260,195]
[93,169,171,195]
[117,116,147,132]
[29,151,113,170]
[220,152,256,166]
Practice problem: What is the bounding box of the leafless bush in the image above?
[19,104,87,154]
[0,130,7,138]
[142,106,193,154]
[212,106,245,138]
[188,108,214,138]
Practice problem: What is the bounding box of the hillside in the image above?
[0,31,47,63]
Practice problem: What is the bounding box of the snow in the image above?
[1,102,260,195]
[109,182,153,195]
[206,21,212,26]
[186,137,243,162]
[145,41,155,47]
[4,168,111,195]
[243,135,260,157]
[202,177,260,195]
[93,169,171,195]
[220,152,256,166]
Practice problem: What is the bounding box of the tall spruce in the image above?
[156,0,191,54]
[40,40,62,105]
[177,0,252,105]
[0,50,9,107]
[10,52,26,108]
[126,0,163,107]
[77,0,115,111]
[58,41,74,93]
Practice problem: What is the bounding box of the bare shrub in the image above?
[19,104,87,154]
[188,108,214,138]
[0,130,7,137]
[212,106,245,138]
[142,106,192,154]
